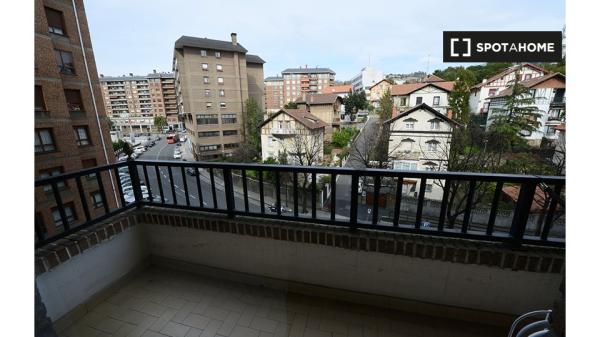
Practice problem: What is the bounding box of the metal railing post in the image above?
[223,168,236,218]
[509,181,537,246]
[127,160,143,206]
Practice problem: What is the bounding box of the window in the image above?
[54,49,75,74]
[91,191,104,208]
[196,114,219,125]
[198,131,219,137]
[432,96,440,106]
[426,140,439,151]
[220,102,226,108]
[215,51,221,58]
[482,102,490,113]
[224,143,239,149]
[429,120,440,130]
[204,89,211,97]
[51,202,77,227]
[35,129,56,153]
[488,88,498,96]
[396,161,417,171]
[39,167,65,192]
[64,89,84,112]
[203,76,210,84]
[217,77,224,84]
[524,74,532,80]
[202,63,209,70]
[400,138,414,152]
[199,144,221,151]
[35,86,46,111]
[201,50,207,57]
[74,126,91,146]
[223,130,238,136]
[425,184,433,192]
[399,97,407,106]
[416,97,423,104]
[206,102,212,108]
[404,121,415,129]
[219,89,225,97]
[221,113,237,124]
[82,158,97,179]
[45,7,66,35]
[216,64,223,72]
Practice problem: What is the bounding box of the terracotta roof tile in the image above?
[390,81,454,96]
[321,85,352,94]
[295,93,342,105]
[258,109,327,131]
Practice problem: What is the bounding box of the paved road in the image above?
[334,115,382,222]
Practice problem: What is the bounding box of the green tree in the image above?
[153,116,168,132]
[344,90,368,115]
[244,97,263,151]
[488,68,542,152]
[377,89,393,121]
[448,68,474,124]
[284,102,298,109]
[112,139,126,152]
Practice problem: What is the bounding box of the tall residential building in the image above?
[264,76,284,114]
[100,71,181,134]
[173,33,265,160]
[35,0,117,238]
[350,66,384,99]
[281,67,335,105]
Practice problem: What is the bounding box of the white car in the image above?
[173,152,182,159]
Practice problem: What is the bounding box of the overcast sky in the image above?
[85,0,564,81]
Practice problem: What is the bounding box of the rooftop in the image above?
[174,35,248,53]
[282,68,335,75]
[295,93,342,105]
[259,109,328,130]
[246,54,266,64]
[264,76,284,82]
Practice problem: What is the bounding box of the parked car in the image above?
[185,167,198,176]
[173,152,182,159]
[268,203,290,213]
[155,136,161,141]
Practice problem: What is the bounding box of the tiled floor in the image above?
[58,267,506,337]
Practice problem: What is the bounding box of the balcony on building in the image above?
[34,161,565,337]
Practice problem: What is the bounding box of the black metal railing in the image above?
[35,160,566,248]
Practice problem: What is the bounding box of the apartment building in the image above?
[147,71,179,129]
[35,0,117,239]
[100,71,181,134]
[350,66,384,99]
[264,75,284,114]
[281,67,335,105]
[384,103,460,200]
[259,109,326,164]
[173,33,265,160]
[486,72,566,147]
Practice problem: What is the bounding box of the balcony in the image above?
[549,96,565,107]
[271,128,296,136]
[35,161,565,336]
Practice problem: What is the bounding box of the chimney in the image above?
[153,69,157,74]
[129,73,133,76]
[100,74,104,78]
[231,33,237,46]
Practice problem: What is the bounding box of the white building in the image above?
[384,104,460,200]
[259,109,326,164]
[350,66,384,99]
[469,63,550,123]
[390,76,454,116]
[486,73,566,147]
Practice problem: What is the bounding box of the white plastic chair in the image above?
[508,310,557,337]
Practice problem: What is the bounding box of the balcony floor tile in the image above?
[57,266,505,337]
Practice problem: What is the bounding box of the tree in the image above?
[488,67,542,152]
[153,116,168,132]
[284,102,298,109]
[285,133,323,213]
[377,89,393,121]
[448,68,474,124]
[113,139,126,152]
[244,97,263,152]
[344,90,368,116]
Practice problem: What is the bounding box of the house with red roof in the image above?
[486,72,565,147]
[469,63,550,123]
[389,76,455,117]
